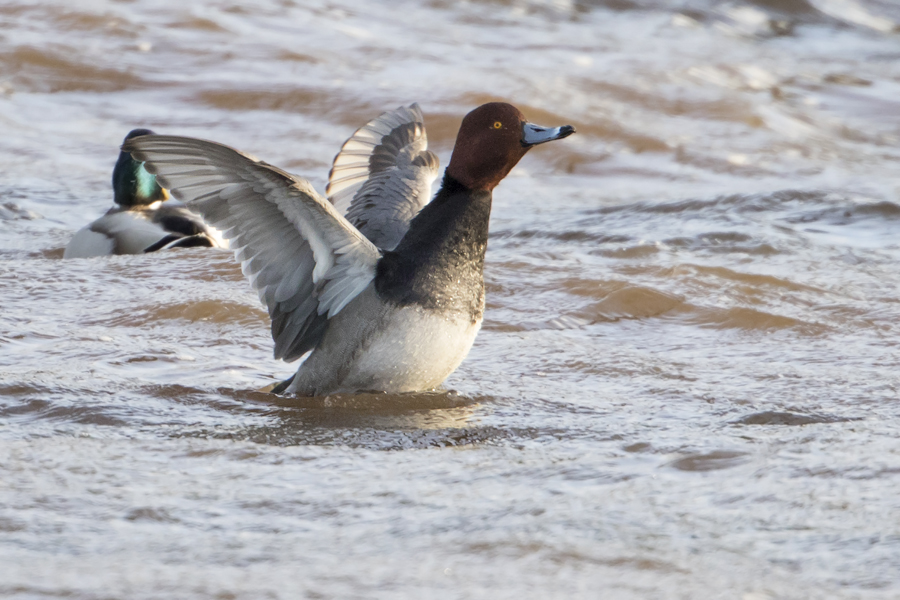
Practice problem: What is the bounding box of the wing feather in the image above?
[326,103,439,250]
[123,134,382,362]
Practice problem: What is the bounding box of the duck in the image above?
[123,102,575,396]
[63,128,225,259]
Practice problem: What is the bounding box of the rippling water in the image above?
[2,0,900,598]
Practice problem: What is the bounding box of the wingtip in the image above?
[408,102,424,120]
[120,133,157,164]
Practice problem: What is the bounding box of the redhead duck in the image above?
[64,129,225,259]
[124,102,575,395]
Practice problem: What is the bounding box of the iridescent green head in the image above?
[112,128,169,207]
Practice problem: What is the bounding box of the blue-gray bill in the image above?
[521,123,576,147]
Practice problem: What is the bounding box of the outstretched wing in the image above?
[123,135,381,362]
[327,103,439,250]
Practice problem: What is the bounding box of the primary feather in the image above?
[327,103,439,250]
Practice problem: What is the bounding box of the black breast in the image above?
[375,176,491,321]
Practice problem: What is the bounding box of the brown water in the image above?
[2,0,900,598]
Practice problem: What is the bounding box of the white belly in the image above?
[340,305,481,393]
[287,285,482,396]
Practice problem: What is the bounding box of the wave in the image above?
[0,46,150,94]
[581,190,900,231]
[98,300,268,328]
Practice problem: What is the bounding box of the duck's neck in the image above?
[375,174,492,320]
[113,154,167,208]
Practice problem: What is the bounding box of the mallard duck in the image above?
[64,128,225,258]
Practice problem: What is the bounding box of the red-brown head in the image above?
[446,102,575,192]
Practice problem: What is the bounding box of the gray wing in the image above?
[123,135,381,362]
[326,103,439,250]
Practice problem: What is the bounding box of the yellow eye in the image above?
[493,121,502,129]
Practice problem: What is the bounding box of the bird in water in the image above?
[124,103,575,396]
[64,129,225,259]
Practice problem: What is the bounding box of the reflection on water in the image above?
[210,388,488,448]
[2,0,900,598]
